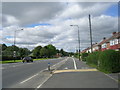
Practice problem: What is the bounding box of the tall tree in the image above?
[40,47,49,58]
[46,44,57,57]
[3,45,19,56]
[32,46,42,58]
[60,49,69,56]
[2,44,7,51]
[19,48,30,58]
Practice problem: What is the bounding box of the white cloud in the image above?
[2,15,19,26]
[1,2,118,52]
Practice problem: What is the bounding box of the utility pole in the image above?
[89,14,93,53]
[70,25,81,61]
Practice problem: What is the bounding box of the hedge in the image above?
[2,56,21,61]
[86,51,101,67]
[86,50,120,73]
[81,53,89,61]
[98,50,120,73]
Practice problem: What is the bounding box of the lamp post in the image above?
[70,25,81,61]
[13,29,24,62]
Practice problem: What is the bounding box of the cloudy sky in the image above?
[1,1,118,52]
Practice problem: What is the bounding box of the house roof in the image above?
[98,32,120,45]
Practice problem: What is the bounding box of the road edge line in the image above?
[104,74,118,83]
[72,58,77,70]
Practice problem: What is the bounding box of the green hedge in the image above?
[98,50,120,73]
[86,50,120,73]
[81,53,88,61]
[74,53,80,59]
[86,51,101,67]
[2,56,21,61]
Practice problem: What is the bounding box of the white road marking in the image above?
[12,64,23,67]
[20,57,68,85]
[36,74,52,89]
[12,65,16,67]
[72,58,77,70]
[0,67,4,69]
[64,67,68,69]
[20,73,39,84]
[104,74,118,82]
[50,58,68,68]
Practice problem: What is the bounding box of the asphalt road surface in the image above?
[2,57,66,88]
[2,57,119,89]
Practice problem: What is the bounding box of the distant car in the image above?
[22,57,33,63]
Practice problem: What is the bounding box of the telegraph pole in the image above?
[89,14,93,53]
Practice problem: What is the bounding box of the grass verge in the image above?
[0,58,57,64]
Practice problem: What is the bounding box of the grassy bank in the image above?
[0,58,57,64]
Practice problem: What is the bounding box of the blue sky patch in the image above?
[104,4,118,17]
[6,43,12,46]
[5,36,13,38]
[25,23,52,28]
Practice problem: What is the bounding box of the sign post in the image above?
[48,62,51,71]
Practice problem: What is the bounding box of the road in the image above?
[2,57,66,88]
[2,57,119,89]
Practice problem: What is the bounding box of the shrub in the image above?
[74,53,80,59]
[86,51,101,67]
[2,56,21,61]
[98,50,120,73]
[81,53,88,61]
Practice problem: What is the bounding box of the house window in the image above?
[110,40,114,46]
[95,46,98,49]
[119,38,120,44]
[102,43,107,48]
[114,39,118,44]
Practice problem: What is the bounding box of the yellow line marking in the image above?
[53,69,98,74]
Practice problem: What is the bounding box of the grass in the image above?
[1,60,22,64]
[0,58,57,64]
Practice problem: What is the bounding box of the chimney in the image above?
[112,32,116,35]
[103,37,106,40]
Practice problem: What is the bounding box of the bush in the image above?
[86,51,101,67]
[98,50,120,73]
[74,53,80,59]
[2,56,21,61]
[81,53,88,61]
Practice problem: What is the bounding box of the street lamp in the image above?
[13,29,24,62]
[70,25,81,61]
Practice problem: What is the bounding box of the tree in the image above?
[19,48,30,58]
[46,44,57,57]
[2,44,7,51]
[3,45,19,56]
[40,47,49,58]
[59,49,69,56]
[32,46,42,58]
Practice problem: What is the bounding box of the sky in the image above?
[1,1,119,52]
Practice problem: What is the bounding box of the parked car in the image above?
[22,57,33,63]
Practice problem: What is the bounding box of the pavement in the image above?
[2,57,119,89]
[40,57,119,88]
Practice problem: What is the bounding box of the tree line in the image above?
[1,44,71,61]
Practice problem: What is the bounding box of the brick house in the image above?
[108,32,120,51]
[81,32,120,53]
